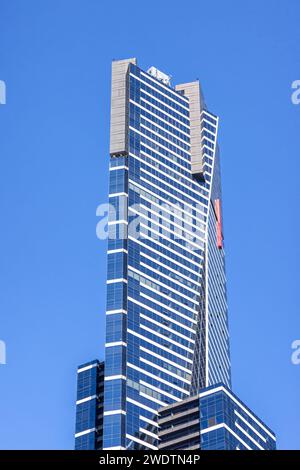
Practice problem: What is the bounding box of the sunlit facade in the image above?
[74,59,275,451]
[103,59,230,450]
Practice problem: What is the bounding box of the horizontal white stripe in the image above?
[77,363,97,373]
[105,341,127,347]
[106,278,127,284]
[104,375,126,381]
[107,248,128,254]
[75,428,96,438]
[126,433,157,450]
[103,410,126,416]
[109,165,128,171]
[76,395,96,405]
[126,397,158,415]
[106,309,127,315]
[139,427,158,440]
[109,192,128,198]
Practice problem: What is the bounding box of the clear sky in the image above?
[0,0,299,450]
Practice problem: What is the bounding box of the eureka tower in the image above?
[74,59,275,451]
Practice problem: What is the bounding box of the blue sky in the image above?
[0,0,299,449]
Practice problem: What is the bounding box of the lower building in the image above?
[75,360,104,450]
[158,384,276,450]
[74,369,276,450]
[74,59,276,451]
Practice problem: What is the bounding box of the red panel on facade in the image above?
[215,199,223,249]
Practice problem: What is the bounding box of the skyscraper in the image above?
[75,58,275,451]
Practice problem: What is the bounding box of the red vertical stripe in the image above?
[215,199,223,249]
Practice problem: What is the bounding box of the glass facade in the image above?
[102,60,231,450]
[75,360,104,450]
